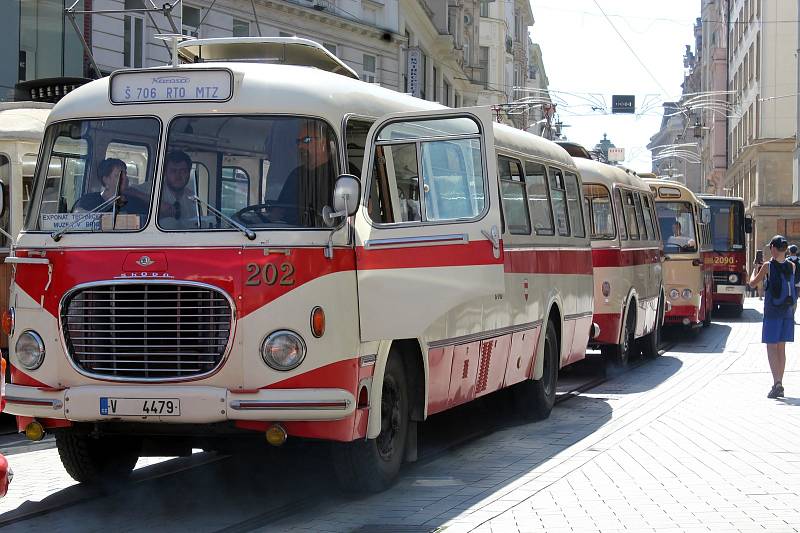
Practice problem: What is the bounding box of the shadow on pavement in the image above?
[776,397,800,407]
[663,323,733,354]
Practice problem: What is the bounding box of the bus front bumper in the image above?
[2,384,355,423]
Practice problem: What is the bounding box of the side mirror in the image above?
[745,216,753,234]
[322,174,361,227]
[0,181,6,219]
[700,207,711,224]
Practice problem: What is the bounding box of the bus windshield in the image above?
[706,199,745,252]
[656,201,697,254]
[25,117,159,233]
[158,115,338,231]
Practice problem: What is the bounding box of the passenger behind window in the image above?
[158,151,200,230]
[73,158,149,227]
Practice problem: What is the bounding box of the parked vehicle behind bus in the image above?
[580,160,664,365]
[2,37,595,492]
[0,102,52,350]
[698,195,751,316]
[646,179,713,327]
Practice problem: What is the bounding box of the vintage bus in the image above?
[580,160,664,365]
[0,102,52,350]
[698,195,751,315]
[645,179,713,327]
[2,38,594,491]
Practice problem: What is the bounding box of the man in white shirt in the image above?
[158,151,199,229]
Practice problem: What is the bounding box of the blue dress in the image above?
[763,260,796,343]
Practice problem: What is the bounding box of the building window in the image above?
[479,46,489,86]
[279,31,294,37]
[432,65,438,102]
[480,0,489,17]
[363,54,376,83]
[419,52,427,99]
[233,19,249,37]
[455,93,461,108]
[124,0,145,68]
[443,79,451,106]
[182,5,201,37]
[323,43,337,56]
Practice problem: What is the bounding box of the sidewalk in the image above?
[272,299,800,532]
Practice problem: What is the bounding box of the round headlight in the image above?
[16,330,45,370]
[728,273,739,283]
[669,289,680,300]
[260,330,306,371]
[682,288,693,300]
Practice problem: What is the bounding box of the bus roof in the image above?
[697,194,745,204]
[0,102,52,141]
[177,37,359,80]
[643,178,707,207]
[46,62,575,170]
[574,158,649,192]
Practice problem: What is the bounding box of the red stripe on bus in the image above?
[355,240,501,270]
[591,248,661,268]
[504,248,593,275]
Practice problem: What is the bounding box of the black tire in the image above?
[702,303,712,327]
[333,353,409,492]
[639,297,663,359]
[732,303,744,317]
[514,320,559,421]
[55,430,140,484]
[607,305,635,367]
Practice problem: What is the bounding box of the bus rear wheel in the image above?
[605,307,635,367]
[333,354,408,493]
[514,319,558,421]
[55,429,140,485]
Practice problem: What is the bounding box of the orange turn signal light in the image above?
[310,306,325,338]
[1,308,14,337]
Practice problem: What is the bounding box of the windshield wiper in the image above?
[51,195,121,242]
[190,196,256,240]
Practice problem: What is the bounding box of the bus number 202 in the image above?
[246,262,295,286]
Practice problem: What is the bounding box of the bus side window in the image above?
[584,184,615,239]
[369,143,421,223]
[615,188,628,240]
[642,194,659,241]
[623,190,640,239]
[633,192,649,240]
[524,161,554,235]
[344,118,373,176]
[564,172,585,238]
[0,155,8,248]
[22,154,37,218]
[498,156,530,235]
[547,167,570,236]
[421,139,484,221]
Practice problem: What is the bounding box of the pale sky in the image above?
[530,0,700,172]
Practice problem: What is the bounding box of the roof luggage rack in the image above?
[177,37,359,80]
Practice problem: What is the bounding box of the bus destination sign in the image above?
[110,69,232,104]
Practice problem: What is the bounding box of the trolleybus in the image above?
[698,195,751,315]
[580,160,664,365]
[645,179,713,327]
[0,102,52,350]
[2,37,595,491]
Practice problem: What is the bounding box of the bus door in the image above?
[354,107,504,342]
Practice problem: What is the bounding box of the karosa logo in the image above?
[152,76,190,84]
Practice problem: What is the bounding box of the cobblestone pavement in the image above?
[0,298,798,533]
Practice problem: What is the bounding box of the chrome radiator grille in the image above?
[61,283,232,380]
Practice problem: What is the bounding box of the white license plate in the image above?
[100,397,181,416]
[717,285,745,294]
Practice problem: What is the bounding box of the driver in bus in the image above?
[667,220,696,250]
[73,158,148,221]
[272,121,335,226]
[158,151,200,230]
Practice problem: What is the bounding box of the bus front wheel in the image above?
[333,354,409,493]
[55,429,140,485]
[514,320,558,421]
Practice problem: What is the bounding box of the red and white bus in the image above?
[580,160,664,365]
[646,179,713,327]
[2,38,594,491]
[698,195,751,316]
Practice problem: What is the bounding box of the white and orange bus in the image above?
[645,179,713,327]
[2,37,594,491]
[698,195,751,316]
[580,160,664,365]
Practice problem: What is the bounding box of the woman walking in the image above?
[749,235,795,398]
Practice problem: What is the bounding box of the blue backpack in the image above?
[766,260,796,310]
